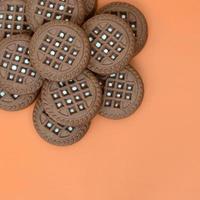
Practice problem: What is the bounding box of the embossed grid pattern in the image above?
[0,89,19,100]
[0,3,30,38]
[88,23,126,63]
[35,0,75,22]
[51,79,92,116]
[39,31,80,70]
[42,111,75,137]
[104,10,137,36]
[0,45,37,84]
[103,73,134,109]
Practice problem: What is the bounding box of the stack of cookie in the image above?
[0,0,148,146]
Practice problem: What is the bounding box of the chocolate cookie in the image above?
[26,0,86,31]
[99,66,144,119]
[83,14,135,75]
[33,98,90,146]
[30,21,90,81]
[0,0,31,41]
[41,70,102,126]
[0,87,38,111]
[97,2,148,55]
[0,34,43,95]
[83,0,96,17]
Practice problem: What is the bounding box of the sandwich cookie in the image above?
[83,14,135,75]
[26,0,86,31]
[41,70,102,126]
[99,66,144,119]
[33,98,90,146]
[97,2,148,55]
[30,21,90,81]
[0,34,43,95]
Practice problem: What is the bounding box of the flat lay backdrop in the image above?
[1,0,200,199]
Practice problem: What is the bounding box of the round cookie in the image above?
[0,0,31,41]
[97,2,148,55]
[0,87,38,111]
[99,66,144,119]
[26,0,86,31]
[41,70,102,126]
[83,14,135,75]
[83,0,97,17]
[0,34,43,95]
[33,98,90,146]
[30,21,90,81]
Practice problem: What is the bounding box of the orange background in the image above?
[1,0,200,199]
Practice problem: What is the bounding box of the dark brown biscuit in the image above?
[99,66,144,119]
[41,70,102,126]
[0,34,43,95]
[0,87,38,111]
[26,0,86,31]
[0,0,31,41]
[82,14,135,75]
[97,2,148,55]
[30,21,90,81]
[83,0,97,17]
[33,98,90,146]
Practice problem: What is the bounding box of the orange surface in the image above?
[1,0,200,199]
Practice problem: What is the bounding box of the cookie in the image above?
[97,2,148,55]
[33,98,90,146]
[82,14,135,75]
[30,21,90,81]
[99,66,144,119]
[0,87,38,111]
[0,0,31,41]
[41,70,102,126]
[26,0,86,31]
[0,34,43,95]
[83,0,97,18]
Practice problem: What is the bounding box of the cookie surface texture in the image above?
[83,14,135,75]
[33,98,90,146]
[30,21,90,81]
[0,34,43,95]
[99,66,144,119]
[0,0,31,41]
[41,70,102,126]
[0,87,38,111]
[98,2,148,55]
[26,0,85,31]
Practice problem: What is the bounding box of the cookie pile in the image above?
[0,0,148,146]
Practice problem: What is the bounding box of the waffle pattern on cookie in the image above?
[50,79,93,116]
[34,0,75,22]
[100,66,144,119]
[33,99,90,145]
[83,14,135,75]
[30,21,90,81]
[1,44,36,84]
[89,23,126,65]
[26,0,85,30]
[0,88,19,100]
[42,70,102,126]
[0,0,30,39]
[98,3,148,55]
[0,88,37,111]
[0,35,43,94]
[102,10,137,37]
[39,30,81,71]
[103,72,134,109]
[42,109,77,137]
